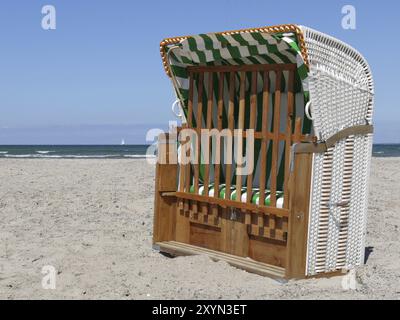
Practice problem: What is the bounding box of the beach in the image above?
[0,157,399,299]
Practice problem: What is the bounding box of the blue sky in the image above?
[0,0,398,144]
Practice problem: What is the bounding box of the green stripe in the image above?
[231,34,249,46]
[199,34,215,50]
[170,65,188,78]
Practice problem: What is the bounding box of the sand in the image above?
[0,158,399,300]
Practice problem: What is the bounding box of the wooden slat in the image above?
[174,116,309,141]
[248,234,287,267]
[245,71,257,226]
[168,126,178,166]
[203,72,213,196]
[153,133,178,244]
[269,214,276,230]
[184,74,194,193]
[183,200,190,216]
[283,69,294,209]
[188,63,297,73]
[270,70,282,207]
[236,71,246,202]
[179,128,186,192]
[246,71,257,204]
[175,197,190,243]
[294,117,302,143]
[282,217,289,233]
[225,72,235,200]
[213,72,224,199]
[248,224,287,242]
[178,125,185,211]
[155,241,285,279]
[194,72,204,195]
[259,71,270,206]
[210,72,224,223]
[174,192,290,218]
[234,130,313,142]
[261,227,286,242]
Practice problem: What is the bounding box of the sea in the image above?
[0,145,153,159]
[0,144,398,159]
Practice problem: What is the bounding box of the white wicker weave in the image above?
[300,26,374,276]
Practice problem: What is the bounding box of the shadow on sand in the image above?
[364,246,374,264]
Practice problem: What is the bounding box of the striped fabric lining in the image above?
[166,31,309,109]
[189,184,284,209]
[169,29,312,193]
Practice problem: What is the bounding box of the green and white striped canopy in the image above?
[165,31,309,108]
[164,29,312,192]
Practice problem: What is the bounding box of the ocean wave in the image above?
[0,151,8,154]
[3,154,62,158]
[63,155,120,158]
[36,150,54,154]
[123,154,156,158]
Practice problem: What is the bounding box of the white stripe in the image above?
[220,48,232,60]
[238,46,250,58]
[268,53,284,65]
[175,76,189,90]
[240,32,256,45]
[282,33,295,37]
[277,48,297,63]
[169,52,188,66]
[240,32,278,46]
[192,35,206,51]
[256,45,269,55]
[252,56,269,64]
[223,34,241,47]
[204,50,214,62]
[188,51,201,63]
[260,33,277,45]
[198,185,204,195]
[180,41,190,52]
[277,40,291,52]
[240,57,253,65]
[207,33,222,49]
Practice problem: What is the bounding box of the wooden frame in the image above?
[153,64,317,279]
[154,24,375,280]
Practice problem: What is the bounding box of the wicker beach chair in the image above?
[153,24,374,279]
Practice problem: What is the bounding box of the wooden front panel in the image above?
[176,198,288,267]
[248,236,287,268]
[190,223,221,252]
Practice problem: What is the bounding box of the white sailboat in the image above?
[120,138,125,145]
